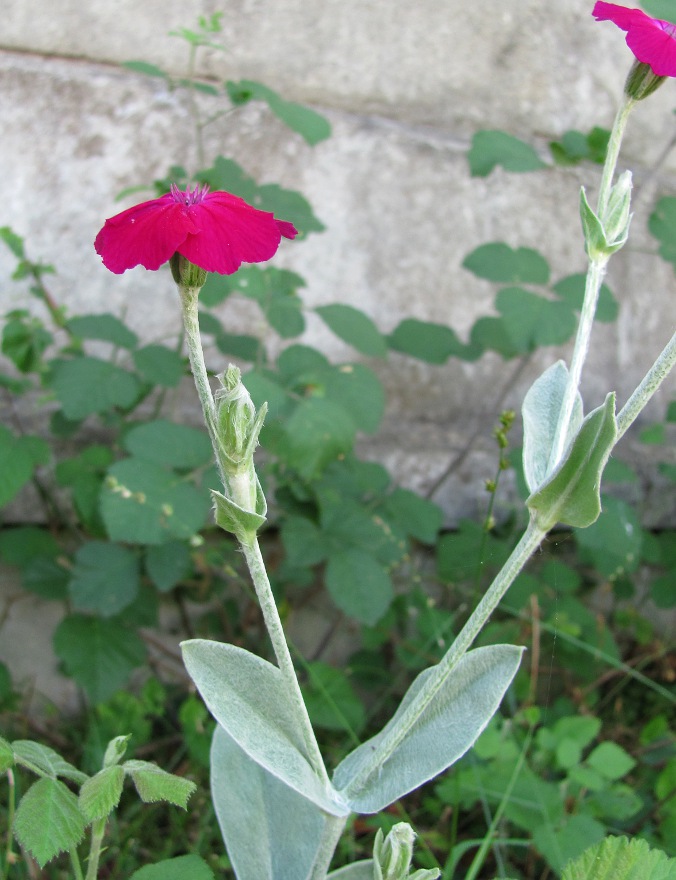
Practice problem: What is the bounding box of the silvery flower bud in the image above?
[372,823,440,880]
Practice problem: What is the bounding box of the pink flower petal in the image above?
[176,192,292,275]
[95,195,200,274]
[593,2,676,77]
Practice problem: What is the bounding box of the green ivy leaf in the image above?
[0,426,40,506]
[123,420,212,470]
[69,541,140,617]
[122,60,169,78]
[78,765,125,821]
[66,314,138,349]
[497,287,577,350]
[0,225,25,258]
[468,130,547,177]
[53,615,146,703]
[50,356,140,419]
[315,304,387,357]
[276,398,356,479]
[462,243,550,284]
[133,345,185,387]
[144,541,192,592]
[649,196,676,271]
[325,548,393,625]
[226,80,331,145]
[101,458,210,545]
[388,319,477,363]
[2,312,52,372]
[381,488,443,545]
[322,363,385,434]
[552,274,618,323]
[13,778,86,867]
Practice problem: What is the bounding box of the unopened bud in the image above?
[624,59,666,101]
[603,170,633,246]
[170,253,208,289]
[372,823,440,880]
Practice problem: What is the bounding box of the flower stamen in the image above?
[170,183,210,206]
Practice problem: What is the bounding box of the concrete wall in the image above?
[2,0,675,525]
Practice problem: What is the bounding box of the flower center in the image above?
[170,183,210,206]
[659,19,676,39]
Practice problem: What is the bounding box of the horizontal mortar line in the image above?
[0,45,472,152]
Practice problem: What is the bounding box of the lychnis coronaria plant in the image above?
[95,6,676,876]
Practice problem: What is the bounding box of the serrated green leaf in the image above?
[325,547,393,625]
[132,344,185,387]
[13,778,86,867]
[69,541,140,617]
[462,242,550,284]
[562,835,676,880]
[66,313,138,349]
[78,765,125,820]
[53,615,146,703]
[123,759,195,807]
[101,457,210,544]
[468,130,547,177]
[388,319,474,363]
[227,79,331,145]
[130,855,215,880]
[11,741,87,783]
[316,304,387,357]
[123,420,212,470]
[527,393,617,530]
[50,356,140,419]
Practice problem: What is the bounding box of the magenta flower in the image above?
[95,184,298,275]
[593,2,676,77]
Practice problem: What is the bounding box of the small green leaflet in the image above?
[468,130,547,177]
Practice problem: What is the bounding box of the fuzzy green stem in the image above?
[548,256,607,470]
[549,97,635,471]
[597,98,634,218]
[240,537,330,783]
[616,330,676,441]
[342,518,546,800]
[178,286,227,490]
[84,817,106,880]
[178,283,328,783]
